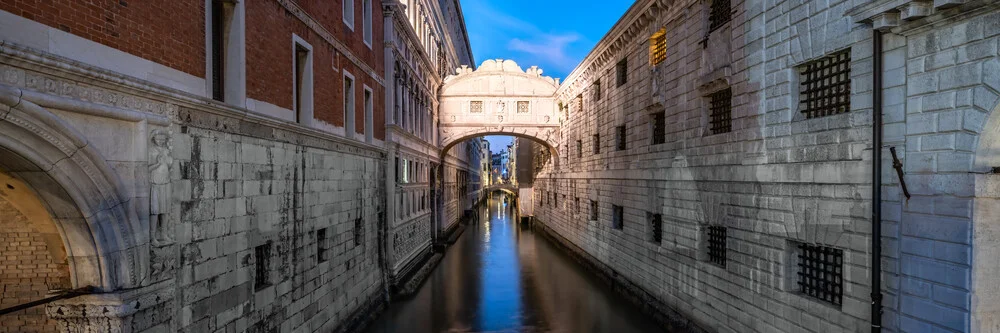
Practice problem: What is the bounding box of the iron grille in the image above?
[594,80,602,101]
[612,205,624,230]
[593,134,601,154]
[616,125,627,150]
[709,0,731,33]
[576,95,584,113]
[649,213,663,244]
[650,28,667,65]
[590,200,599,220]
[317,228,328,262]
[517,101,530,113]
[709,88,732,134]
[616,59,628,87]
[254,242,271,290]
[577,140,583,158]
[800,50,851,119]
[797,243,844,306]
[211,0,225,102]
[652,112,666,145]
[708,226,727,267]
[470,101,483,113]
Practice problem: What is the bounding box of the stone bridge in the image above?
[438,59,562,157]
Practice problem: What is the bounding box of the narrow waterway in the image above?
[366,193,665,333]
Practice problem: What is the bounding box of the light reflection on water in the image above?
[365,193,666,333]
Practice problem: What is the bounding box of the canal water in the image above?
[365,193,665,333]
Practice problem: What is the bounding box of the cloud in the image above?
[507,33,582,73]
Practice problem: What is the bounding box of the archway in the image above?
[0,87,147,315]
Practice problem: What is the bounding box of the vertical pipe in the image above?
[871,29,884,333]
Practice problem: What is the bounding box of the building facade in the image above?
[528,0,1000,332]
[0,0,478,332]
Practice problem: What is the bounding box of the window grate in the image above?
[590,200,598,220]
[650,28,667,65]
[577,140,583,158]
[708,226,727,267]
[797,243,843,306]
[594,80,602,101]
[517,101,530,113]
[470,101,483,113]
[576,95,584,113]
[616,59,628,87]
[649,213,663,244]
[709,0,731,33]
[616,125,627,150]
[709,88,732,134]
[612,205,624,230]
[254,242,271,290]
[652,112,666,145]
[800,50,851,119]
[575,197,580,214]
[354,218,363,247]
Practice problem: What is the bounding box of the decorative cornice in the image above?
[275,0,384,86]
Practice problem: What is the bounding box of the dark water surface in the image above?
[365,194,665,333]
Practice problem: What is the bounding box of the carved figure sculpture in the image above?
[149,130,174,246]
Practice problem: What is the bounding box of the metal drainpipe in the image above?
[871,28,884,333]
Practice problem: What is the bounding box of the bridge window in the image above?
[615,125,626,150]
[593,134,600,154]
[794,242,843,306]
[800,49,851,119]
[576,140,582,158]
[593,80,602,101]
[709,0,731,33]
[517,101,530,113]
[616,59,628,87]
[470,100,483,113]
[651,111,666,145]
[590,200,599,220]
[708,88,732,135]
[650,27,667,66]
[255,242,272,291]
[708,226,727,267]
[648,213,662,244]
[612,205,624,230]
[317,228,328,263]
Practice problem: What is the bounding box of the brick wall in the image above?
[0,197,71,333]
[0,0,205,77]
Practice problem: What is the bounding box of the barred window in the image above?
[317,228,328,262]
[800,49,851,119]
[576,140,583,158]
[575,197,580,213]
[593,134,601,154]
[575,94,584,115]
[652,111,666,145]
[616,59,628,87]
[650,28,667,65]
[797,243,844,306]
[616,125,627,150]
[593,80,602,101]
[470,100,483,113]
[517,101,530,113]
[353,218,363,247]
[709,0,731,33]
[709,88,732,135]
[612,205,624,229]
[708,226,727,267]
[254,242,272,290]
[648,213,663,244]
[590,200,599,220]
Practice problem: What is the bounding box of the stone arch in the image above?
[0,89,144,291]
[971,99,1000,332]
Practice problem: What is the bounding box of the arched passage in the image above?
[0,88,145,294]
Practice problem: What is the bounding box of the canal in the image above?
[366,193,665,332]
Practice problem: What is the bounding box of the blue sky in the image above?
[461,0,633,152]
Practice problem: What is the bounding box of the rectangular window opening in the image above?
[210,0,227,102]
[576,140,583,158]
[354,218,364,247]
[616,125,627,151]
[650,27,667,66]
[593,80,602,101]
[590,200,599,221]
[612,205,624,230]
[517,101,530,113]
[796,243,844,306]
[294,44,309,124]
[800,49,852,119]
[708,225,727,267]
[470,100,483,113]
[708,88,732,135]
[593,134,600,154]
[616,59,628,87]
[317,228,328,262]
[649,213,663,244]
[344,0,355,29]
[364,88,373,143]
[363,0,373,46]
[254,242,272,290]
[709,0,731,33]
[652,111,666,145]
[344,74,356,138]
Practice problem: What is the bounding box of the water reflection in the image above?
[365,193,665,333]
